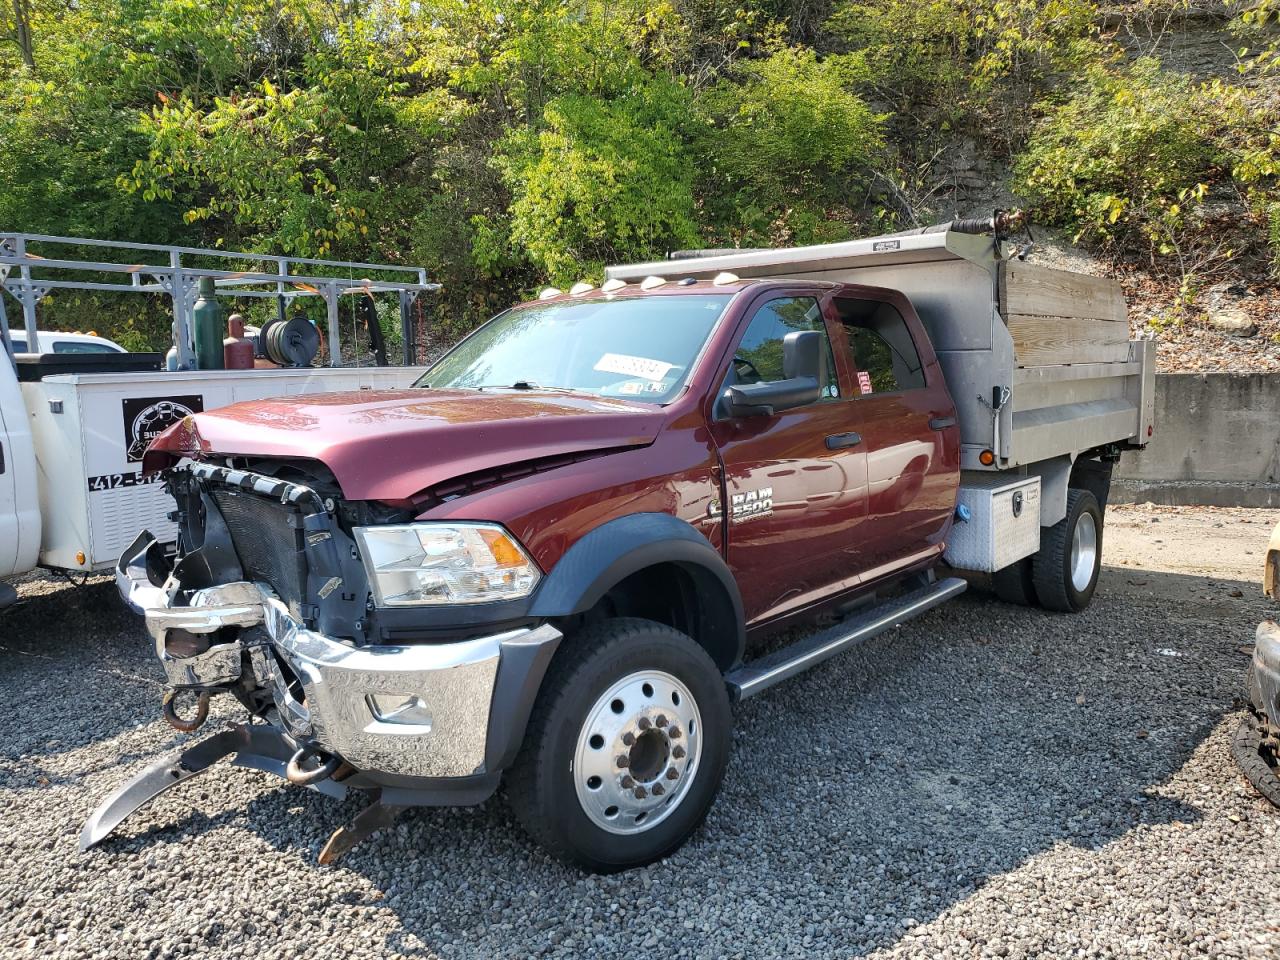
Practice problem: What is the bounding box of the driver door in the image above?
[708,292,870,625]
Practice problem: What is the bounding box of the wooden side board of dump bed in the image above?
[999,261,1129,367]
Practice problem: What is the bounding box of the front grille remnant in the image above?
[212,489,307,619]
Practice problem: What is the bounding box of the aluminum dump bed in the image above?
[608,229,1155,476]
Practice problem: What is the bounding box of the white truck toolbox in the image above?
[944,473,1041,573]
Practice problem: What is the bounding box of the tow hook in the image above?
[161,689,210,733]
[286,746,341,786]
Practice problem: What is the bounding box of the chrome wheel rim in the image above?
[1070,510,1098,593]
[573,670,702,835]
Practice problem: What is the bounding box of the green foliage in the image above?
[699,45,886,243]
[828,0,971,119]
[828,0,1099,142]
[1,0,1276,351]
[1014,58,1277,278]
[497,82,700,283]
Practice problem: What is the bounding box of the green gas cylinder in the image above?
[192,276,225,370]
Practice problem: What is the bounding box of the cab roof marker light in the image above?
[601,278,628,293]
[639,276,668,291]
[569,281,595,296]
[712,272,740,286]
[537,287,562,300]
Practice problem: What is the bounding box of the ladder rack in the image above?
[0,232,439,369]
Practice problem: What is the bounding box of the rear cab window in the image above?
[834,298,926,396]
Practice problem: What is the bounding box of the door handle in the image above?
[825,432,862,450]
[928,416,956,430]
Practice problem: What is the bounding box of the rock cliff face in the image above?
[1110,6,1246,79]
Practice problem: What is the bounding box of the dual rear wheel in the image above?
[993,488,1102,612]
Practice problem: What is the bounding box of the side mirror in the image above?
[725,330,826,418]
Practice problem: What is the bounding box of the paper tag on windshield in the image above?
[595,353,674,382]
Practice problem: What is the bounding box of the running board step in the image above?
[725,577,967,700]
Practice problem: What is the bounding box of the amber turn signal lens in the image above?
[479,528,527,568]
[978,449,996,466]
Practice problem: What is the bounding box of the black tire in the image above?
[1032,488,1103,612]
[506,617,732,872]
[992,557,1038,606]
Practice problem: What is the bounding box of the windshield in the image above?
[417,294,731,404]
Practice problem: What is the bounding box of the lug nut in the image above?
[637,716,652,731]
[666,767,679,780]
[620,775,635,789]
[668,726,681,740]
[652,784,665,796]
[655,714,668,728]
[621,731,635,746]
[633,786,648,799]
[672,745,686,760]
[616,755,630,768]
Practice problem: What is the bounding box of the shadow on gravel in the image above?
[25,563,1262,957]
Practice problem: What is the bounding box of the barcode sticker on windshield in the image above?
[595,353,674,382]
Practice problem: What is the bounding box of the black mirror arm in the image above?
[726,376,821,418]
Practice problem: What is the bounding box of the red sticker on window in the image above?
[857,371,873,394]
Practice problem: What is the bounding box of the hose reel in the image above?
[258,314,320,367]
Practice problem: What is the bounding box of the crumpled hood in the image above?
[145,388,665,502]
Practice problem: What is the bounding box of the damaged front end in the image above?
[84,460,561,861]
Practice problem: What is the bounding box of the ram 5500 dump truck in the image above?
[85,221,1154,871]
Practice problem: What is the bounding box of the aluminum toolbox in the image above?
[943,473,1041,573]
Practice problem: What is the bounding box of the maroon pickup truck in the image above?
[85,227,1152,872]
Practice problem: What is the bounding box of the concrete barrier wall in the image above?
[1115,373,1280,507]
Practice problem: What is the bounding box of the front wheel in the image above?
[506,617,732,872]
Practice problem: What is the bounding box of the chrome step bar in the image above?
[725,577,967,700]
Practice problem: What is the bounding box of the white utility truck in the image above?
[0,233,433,605]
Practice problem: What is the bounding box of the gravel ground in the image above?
[2,504,1279,959]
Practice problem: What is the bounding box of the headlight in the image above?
[354,523,540,607]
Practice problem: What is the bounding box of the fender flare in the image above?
[529,512,746,668]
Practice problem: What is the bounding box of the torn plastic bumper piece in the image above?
[79,722,346,852]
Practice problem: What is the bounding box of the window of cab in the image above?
[833,298,926,395]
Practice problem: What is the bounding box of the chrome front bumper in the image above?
[117,534,562,780]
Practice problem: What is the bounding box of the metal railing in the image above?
[0,232,439,369]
